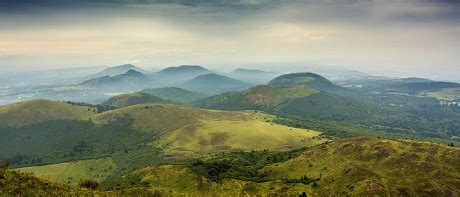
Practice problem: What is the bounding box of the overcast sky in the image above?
[0,0,459,79]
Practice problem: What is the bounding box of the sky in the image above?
[0,0,459,80]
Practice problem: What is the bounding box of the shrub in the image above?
[78,179,99,190]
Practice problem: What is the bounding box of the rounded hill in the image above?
[102,92,169,108]
[268,72,342,93]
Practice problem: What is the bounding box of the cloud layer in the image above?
[0,0,459,79]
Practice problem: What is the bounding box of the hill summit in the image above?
[268,72,342,93]
[182,73,251,95]
[89,64,148,78]
[102,92,169,108]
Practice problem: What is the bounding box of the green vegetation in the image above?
[154,118,325,157]
[423,88,460,101]
[1,161,163,196]
[102,92,169,108]
[18,158,116,185]
[0,99,95,127]
[0,99,327,193]
[268,72,343,93]
[121,137,460,196]
[194,82,460,142]
[187,148,308,182]
[141,87,208,103]
[264,137,460,195]
[0,120,158,166]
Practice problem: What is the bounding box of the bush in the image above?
[78,179,99,190]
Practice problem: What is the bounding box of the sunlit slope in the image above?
[155,118,324,157]
[130,138,460,196]
[0,99,95,127]
[18,158,116,186]
[133,165,311,196]
[97,103,324,155]
[264,137,460,195]
[102,92,169,108]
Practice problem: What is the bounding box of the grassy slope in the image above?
[264,137,460,195]
[1,163,162,196]
[424,88,460,101]
[193,85,319,110]
[97,103,325,156]
[130,137,460,196]
[11,101,325,186]
[18,158,117,185]
[134,165,312,196]
[102,92,169,108]
[243,85,318,107]
[154,118,325,157]
[0,99,94,127]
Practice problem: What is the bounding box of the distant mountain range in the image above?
[141,87,208,103]
[181,73,252,95]
[86,64,150,78]
[154,65,213,85]
[79,69,152,91]
[228,68,279,84]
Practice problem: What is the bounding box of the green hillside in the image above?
[193,85,317,109]
[0,99,95,127]
[264,137,460,195]
[117,137,460,196]
[96,103,325,156]
[193,85,370,122]
[102,92,169,108]
[424,88,460,101]
[1,161,162,196]
[141,87,208,103]
[268,72,343,93]
[18,158,117,186]
[0,99,325,182]
[1,162,74,196]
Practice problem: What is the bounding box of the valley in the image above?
[1,64,459,196]
[2,2,460,195]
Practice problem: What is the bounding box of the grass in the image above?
[122,137,460,196]
[263,137,460,195]
[154,118,325,157]
[243,85,318,106]
[423,88,460,101]
[102,92,169,108]
[17,157,117,185]
[131,165,312,196]
[0,99,95,127]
